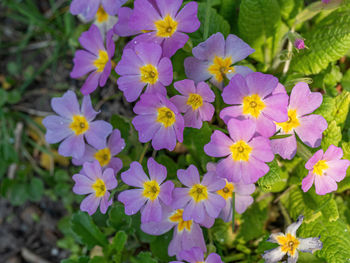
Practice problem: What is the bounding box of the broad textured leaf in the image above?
[71,211,108,249]
[333,91,350,126]
[291,11,350,75]
[238,0,287,64]
[257,159,286,192]
[277,0,303,25]
[111,114,131,140]
[299,218,350,263]
[321,120,342,150]
[133,252,158,263]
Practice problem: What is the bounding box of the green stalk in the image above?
[203,0,211,40]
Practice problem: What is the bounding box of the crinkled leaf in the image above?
[291,10,350,75]
[238,0,287,64]
[321,120,342,150]
[299,218,350,263]
[257,159,285,192]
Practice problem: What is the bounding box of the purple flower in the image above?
[72,160,118,215]
[70,0,126,20]
[172,165,226,227]
[132,93,184,151]
[114,0,200,57]
[118,158,174,223]
[171,247,223,263]
[42,90,112,159]
[204,118,274,184]
[70,25,115,95]
[141,205,209,258]
[294,39,305,50]
[184,32,254,88]
[170,80,215,129]
[271,82,328,160]
[302,145,350,195]
[206,163,255,221]
[322,0,331,3]
[220,72,289,137]
[72,129,125,174]
[263,215,323,263]
[115,42,173,102]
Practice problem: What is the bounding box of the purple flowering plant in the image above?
[25,0,350,262]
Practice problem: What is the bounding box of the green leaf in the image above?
[27,177,44,202]
[333,91,350,126]
[321,120,342,150]
[314,95,336,123]
[156,154,178,179]
[341,69,350,92]
[183,122,213,172]
[90,257,107,263]
[110,231,127,263]
[237,195,273,241]
[110,114,131,140]
[299,218,350,263]
[291,10,350,75]
[108,203,132,231]
[211,219,235,247]
[321,198,339,222]
[150,232,174,262]
[277,0,303,25]
[238,0,287,64]
[189,3,230,45]
[257,159,286,192]
[71,211,108,249]
[132,252,158,263]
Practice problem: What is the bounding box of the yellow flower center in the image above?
[189,184,208,202]
[207,56,235,83]
[230,140,252,162]
[313,160,328,176]
[96,5,109,23]
[94,148,111,167]
[156,107,176,128]
[276,233,300,256]
[155,15,178,38]
[93,50,109,72]
[142,180,160,201]
[242,94,266,118]
[187,93,203,110]
[169,209,192,232]
[276,109,300,133]
[70,115,89,135]
[217,181,234,200]
[140,64,159,84]
[92,179,107,197]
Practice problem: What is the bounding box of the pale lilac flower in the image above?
[132,93,184,151]
[115,42,173,102]
[171,247,223,263]
[263,215,323,263]
[42,90,112,159]
[170,79,215,129]
[204,118,274,184]
[72,160,118,215]
[72,129,125,174]
[294,39,305,50]
[114,0,200,57]
[118,158,174,223]
[141,205,210,258]
[70,25,115,95]
[70,0,126,20]
[271,82,328,160]
[220,72,289,137]
[207,163,255,221]
[172,165,226,226]
[302,145,350,195]
[184,32,254,88]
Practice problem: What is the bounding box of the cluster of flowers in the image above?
[41,0,348,262]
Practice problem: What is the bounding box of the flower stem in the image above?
[139,142,149,163]
[232,191,235,233]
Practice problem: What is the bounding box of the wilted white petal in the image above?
[285,215,304,236]
[262,247,286,263]
[298,237,323,253]
[287,250,298,263]
[267,232,285,243]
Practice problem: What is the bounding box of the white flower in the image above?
[262,215,323,263]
